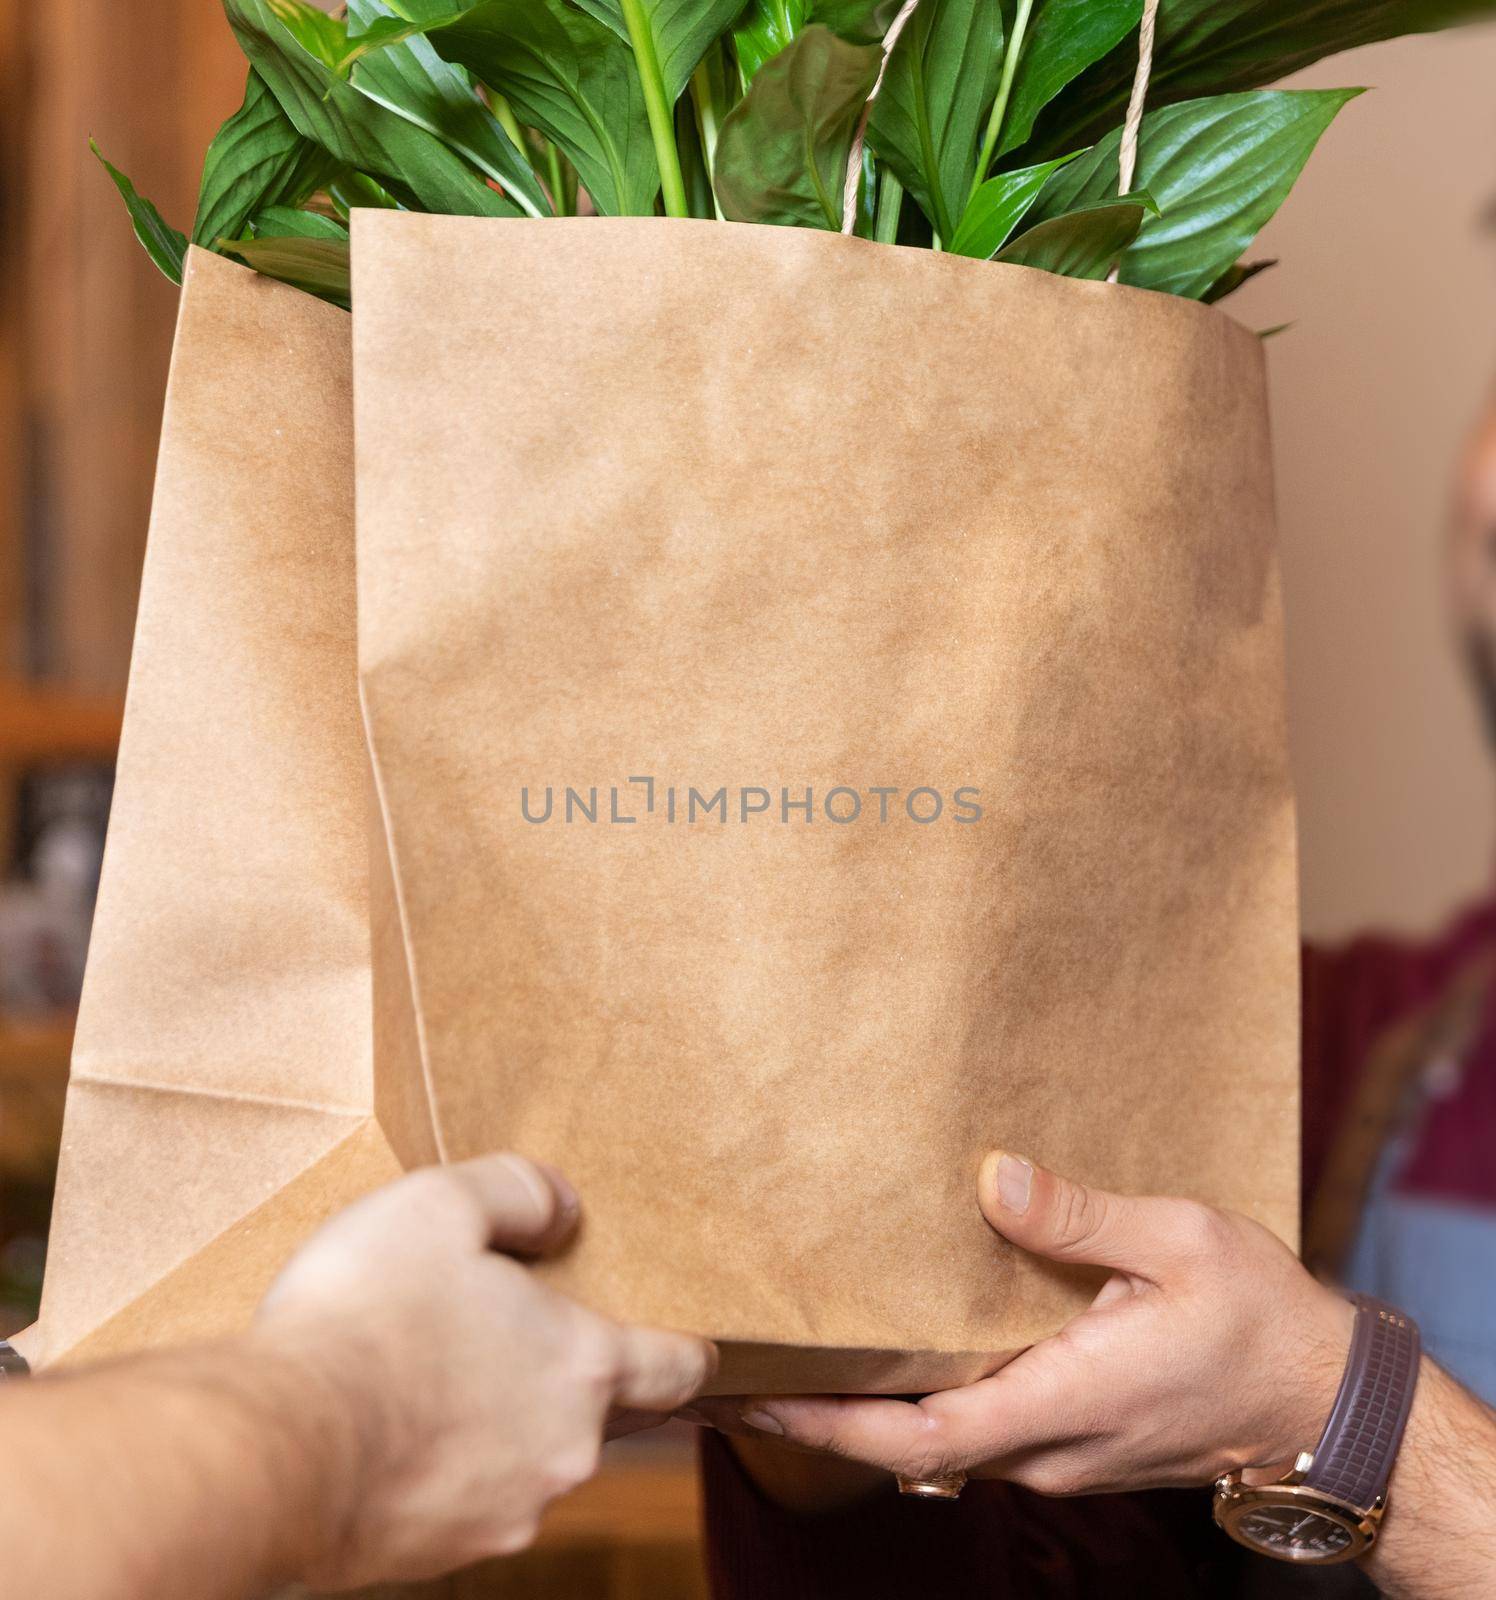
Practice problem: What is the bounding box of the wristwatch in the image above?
[1213,1294,1420,1565]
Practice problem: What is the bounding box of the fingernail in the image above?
[996,1153,1033,1214]
[497,1154,560,1226]
[740,1406,784,1436]
[536,1162,580,1226]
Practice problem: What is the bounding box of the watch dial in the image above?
[1236,1504,1356,1561]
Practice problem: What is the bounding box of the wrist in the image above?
[1248,1284,1358,1474]
[233,1321,377,1583]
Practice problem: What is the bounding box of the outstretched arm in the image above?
[4,1154,713,1598]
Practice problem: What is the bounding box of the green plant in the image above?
[97,0,1491,307]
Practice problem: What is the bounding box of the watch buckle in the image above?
[1215,1449,1316,1496]
[1285,1451,1315,1485]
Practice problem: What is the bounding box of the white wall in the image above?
[1231,24,1496,941]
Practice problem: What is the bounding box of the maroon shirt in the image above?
[702,893,1496,1598]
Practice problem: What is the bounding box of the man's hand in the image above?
[721,1153,1352,1494]
[253,1153,715,1589]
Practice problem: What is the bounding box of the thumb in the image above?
[611,1324,718,1413]
[977,1151,1171,1279]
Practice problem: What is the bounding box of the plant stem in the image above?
[874,167,903,245]
[690,57,726,220]
[544,142,571,217]
[489,92,527,159]
[619,0,690,218]
[484,89,550,218]
[966,0,1033,213]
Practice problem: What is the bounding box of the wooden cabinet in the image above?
[2,0,245,690]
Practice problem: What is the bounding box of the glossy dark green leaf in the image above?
[250,205,349,239]
[1029,0,1478,158]
[218,234,352,307]
[992,193,1151,278]
[733,0,810,82]
[1201,255,1275,304]
[1026,90,1358,298]
[732,0,893,82]
[345,0,549,217]
[91,140,187,284]
[946,151,1076,258]
[574,0,745,103]
[416,0,660,215]
[263,0,347,67]
[193,70,336,249]
[222,0,518,217]
[996,0,1140,158]
[713,25,882,229]
[866,0,1004,242]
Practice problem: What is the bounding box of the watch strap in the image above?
[1302,1294,1420,1511]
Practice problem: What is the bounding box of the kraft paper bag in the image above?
[22,247,403,1368]
[352,211,1300,1394]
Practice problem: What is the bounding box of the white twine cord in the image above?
[1106,0,1158,283]
[841,0,922,235]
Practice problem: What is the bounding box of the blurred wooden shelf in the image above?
[0,680,119,1184]
[537,1456,700,1545]
[0,681,123,762]
[283,1460,708,1599]
[0,1013,73,1182]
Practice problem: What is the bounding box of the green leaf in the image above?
[222,0,519,217]
[812,0,901,43]
[327,167,401,216]
[713,25,882,229]
[573,0,745,103]
[1029,0,1476,158]
[946,151,1076,258]
[733,0,810,82]
[732,0,895,84]
[193,70,336,249]
[336,10,453,74]
[992,193,1151,278]
[1201,255,1275,304]
[90,140,187,284]
[1025,89,1358,298]
[263,0,347,67]
[416,0,660,215]
[996,0,1140,158]
[218,233,352,307]
[345,0,549,217]
[866,0,1005,242]
[250,205,349,239]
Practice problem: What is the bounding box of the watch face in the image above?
[1231,1501,1359,1562]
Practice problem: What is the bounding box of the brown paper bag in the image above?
[22,247,402,1367]
[30,220,1297,1397]
[352,212,1299,1393]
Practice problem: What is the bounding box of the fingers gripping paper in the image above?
[32,219,1298,1396]
[352,214,1298,1393]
